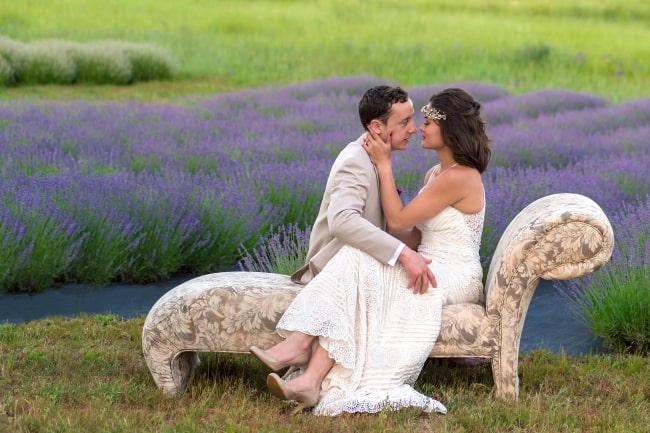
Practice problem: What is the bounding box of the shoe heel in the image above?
[290,402,309,416]
[281,365,298,379]
[290,390,320,415]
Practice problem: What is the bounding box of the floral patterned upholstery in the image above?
[142,193,614,400]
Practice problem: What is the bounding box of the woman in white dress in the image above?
[250,88,492,416]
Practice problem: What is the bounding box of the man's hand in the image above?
[398,247,437,294]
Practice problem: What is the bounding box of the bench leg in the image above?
[491,348,519,400]
[142,324,201,397]
[170,351,201,395]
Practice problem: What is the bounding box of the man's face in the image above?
[380,99,417,151]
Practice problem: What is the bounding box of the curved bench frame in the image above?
[142,193,614,400]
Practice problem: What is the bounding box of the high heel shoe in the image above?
[249,345,310,378]
[266,372,320,415]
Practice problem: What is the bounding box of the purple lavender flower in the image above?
[1,76,648,294]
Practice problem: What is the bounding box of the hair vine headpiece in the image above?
[421,105,446,121]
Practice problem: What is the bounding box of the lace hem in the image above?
[313,386,448,416]
[277,296,359,369]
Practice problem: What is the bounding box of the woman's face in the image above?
[419,118,444,150]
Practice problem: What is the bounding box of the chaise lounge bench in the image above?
[142,193,614,400]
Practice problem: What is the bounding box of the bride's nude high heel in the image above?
[266,372,320,415]
[249,345,310,378]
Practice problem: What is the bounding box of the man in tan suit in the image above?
[291,85,435,294]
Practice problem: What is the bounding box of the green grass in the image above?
[1,0,649,102]
[1,315,648,432]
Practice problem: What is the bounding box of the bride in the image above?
[250,87,492,416]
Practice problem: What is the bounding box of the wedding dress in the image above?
[277,168,485,416]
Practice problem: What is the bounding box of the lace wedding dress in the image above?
[277,170,485,416]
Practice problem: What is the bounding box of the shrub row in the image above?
[0,36,178,86]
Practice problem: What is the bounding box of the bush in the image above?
[563,265,649,356]
[0,35,23,61]
[514,42,552,64]
[560,200,650,356]
[122,42,178,81]
[0,36,177,85]
[10,40,76,85]
[0,54,15,86]
[68,41,133,85]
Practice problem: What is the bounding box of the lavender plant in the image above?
[238,224,312,275]
[487,98,650,168]
[0,177,83,292]
[1,76,649,312]
[558,199,650,355]
[481,89,608,125]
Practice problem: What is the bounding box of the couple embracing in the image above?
[250,85,492,416]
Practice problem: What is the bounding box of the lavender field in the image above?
[1,75,649,297]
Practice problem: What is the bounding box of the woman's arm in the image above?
[389,227,422,251]
[363,131,470,231]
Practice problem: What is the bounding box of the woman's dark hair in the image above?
[427,88,492,173]
[358,85,410,129]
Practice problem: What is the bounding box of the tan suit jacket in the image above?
[291,135,402,284]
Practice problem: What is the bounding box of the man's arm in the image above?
[328,144,436,293]
[327,150,402,264]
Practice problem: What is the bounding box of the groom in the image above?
[292,85,436,294]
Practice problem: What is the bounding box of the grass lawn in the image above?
[1,315,649,432]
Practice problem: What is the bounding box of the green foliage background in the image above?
[1,0,649,101]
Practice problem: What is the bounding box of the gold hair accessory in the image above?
[421,105,446,120]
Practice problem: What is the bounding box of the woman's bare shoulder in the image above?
[423,164,440,185]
